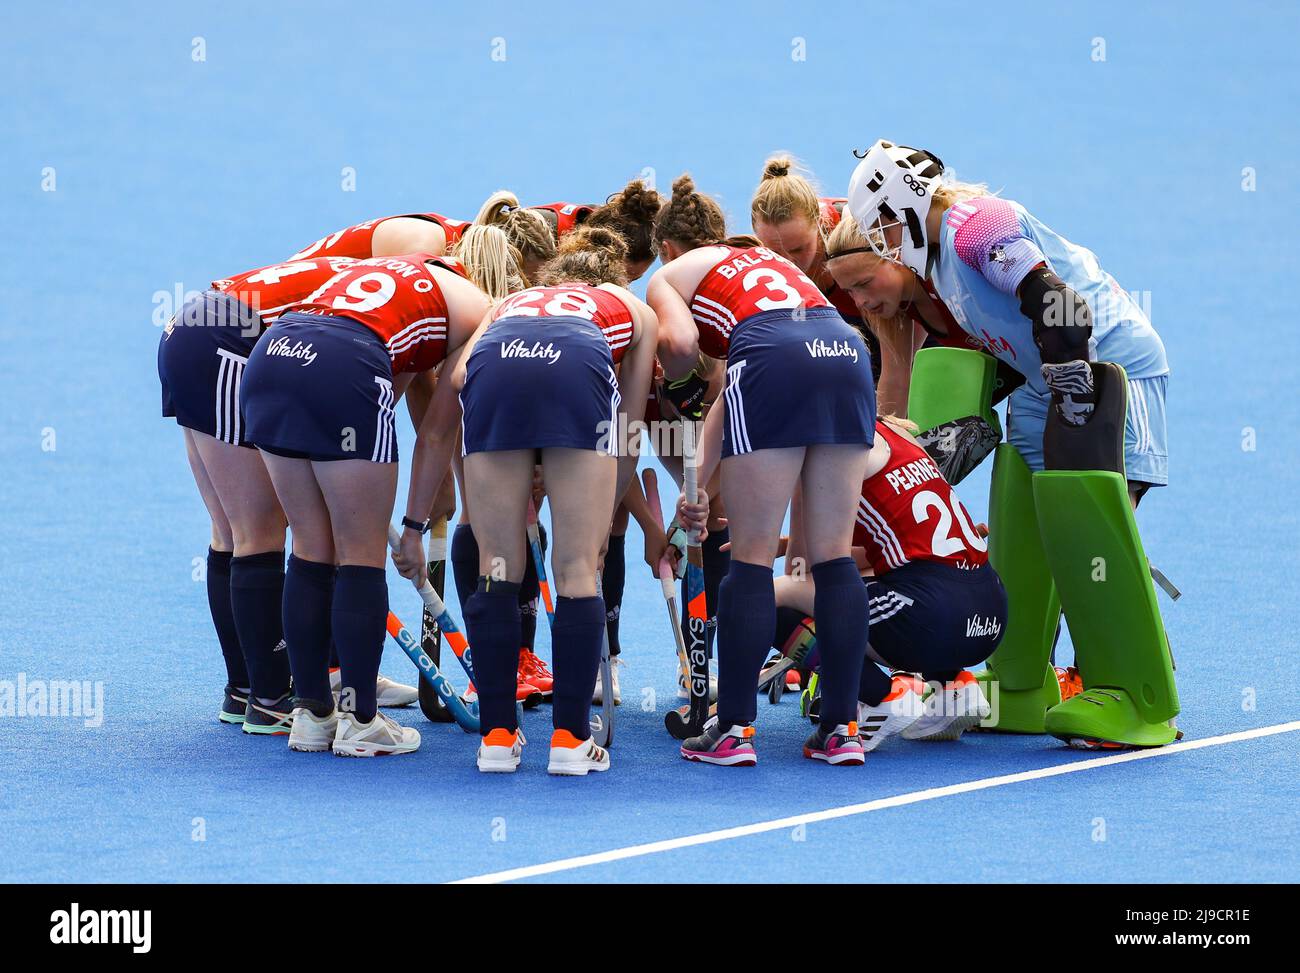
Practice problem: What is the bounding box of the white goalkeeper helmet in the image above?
[845,140,945,276]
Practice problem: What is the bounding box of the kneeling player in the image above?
[772,416,1007,749]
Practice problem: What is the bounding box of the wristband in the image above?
[401,516,431,535]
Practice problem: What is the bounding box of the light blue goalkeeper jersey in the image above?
[929,195,1168,399]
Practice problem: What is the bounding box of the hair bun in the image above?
[618,180,661,220]
[763,156,792,180]
[559,225,628,262]
[671,173,697,198]
[582,226,625,253]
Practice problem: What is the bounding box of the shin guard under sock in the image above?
[283,555,335,705]
[206,549,248,689]
[331,565,388,723]
[550,595,605,738]
[229,550,290,700]
[812,557,870,725]
[715,560,775,727]
[450,524,479,608]
[462,578,522,733]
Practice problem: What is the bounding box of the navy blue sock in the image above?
[551,595,605,738]
[283,555,335,706]
[463,578,522,734]
[520,600,539,656]
[450,524,479,607]
[703,527,731,658]
[812,557,870,725]
[715,560,774,727]
[331,565,388,723]
[602,533,626,657]
[703,527,731,618]
[206,549,248,689]
[229,551,290,701]
[859,662,894,706]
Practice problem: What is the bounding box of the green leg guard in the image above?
[979,445,1062,733]
[909,348,1058,732]
[906,347,1003,437]
[1034,362,1179,748]
[1033,470,1179,747]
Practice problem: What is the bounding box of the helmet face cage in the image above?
[863,211,904,265]
[847,140,945,275]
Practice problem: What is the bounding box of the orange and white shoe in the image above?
[856,673,926,752]
[785,669,803,692]
[1055,665,1084,702]
[519,649,554,698]
[546,729,610,776]
[903,671,991,741]
[463,679,539,706]
[477,727,525,773]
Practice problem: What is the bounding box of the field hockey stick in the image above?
[640,467,690,675]
[758,615,818,703]
[591,572,615,748]
[526,499,556,629]
[664,421,711,740]
[384,609,478,732]
[388,524,477,685]
[418,517,454,723]
[389,524,538,720]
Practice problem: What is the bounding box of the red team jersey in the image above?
[855,423,989,575]
[211,256,359,325]
[689,246,830,358]
[293,254,460,374]
[529,202,595,239]
[286,214,470,261]
[906,277,984,352]
[494,284,634,363]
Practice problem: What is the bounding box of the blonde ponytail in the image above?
[451,224,525,301]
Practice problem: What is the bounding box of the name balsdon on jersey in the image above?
[690,246,829,358]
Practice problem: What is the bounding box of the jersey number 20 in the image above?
[912,490,987,557]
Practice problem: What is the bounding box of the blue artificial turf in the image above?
[2,0,1298,884]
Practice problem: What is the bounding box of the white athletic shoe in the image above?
[288,705,338,752]
[477,727,525,773]
[547,729,611,776]
[330,669,418,708]
[903,672,991,741]
[376,674,418,707]
[592,657,623,705]
[676,665,719,702]
[856,675,926,752]
[332,711,420,757]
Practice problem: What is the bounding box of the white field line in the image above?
[452,720,1300,884]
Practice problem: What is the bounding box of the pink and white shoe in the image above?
[803,721,866,765]
[680,717,757,766]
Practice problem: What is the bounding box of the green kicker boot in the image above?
[1035,363,1179,748]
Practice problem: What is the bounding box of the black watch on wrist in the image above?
[401,516,431,535]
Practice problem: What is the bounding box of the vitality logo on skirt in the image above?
[264,335,318,366]
[500,338,561,364]
[803,338,859,362]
